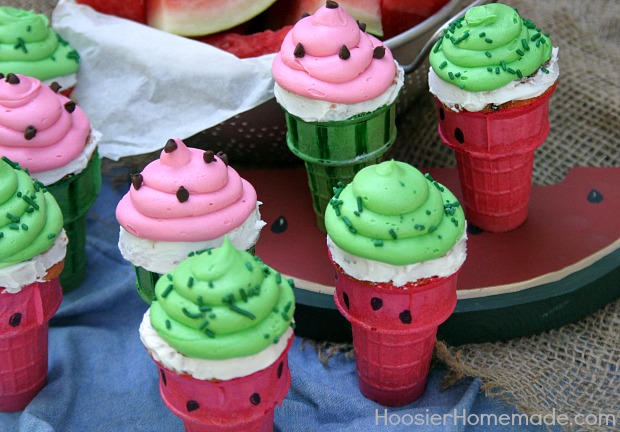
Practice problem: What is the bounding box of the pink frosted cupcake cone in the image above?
[436,84,557,232]
[332,257,458,406]
[153,338,292,432]
[0,277,63,411]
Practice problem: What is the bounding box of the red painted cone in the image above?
[436,83,556,232]
[0,278,63,412]
[331,255,459,406]
[153,337,293,432]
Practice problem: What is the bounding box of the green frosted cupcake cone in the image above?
[284,102,397,231]
[46,151,101,292]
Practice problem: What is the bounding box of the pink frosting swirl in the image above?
[272,2,397,104]
[0,74,90,173]
[115,138,258,242]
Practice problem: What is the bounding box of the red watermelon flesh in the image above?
[381,0,449,39]
[195,25,293,59]
[76,0,146,23]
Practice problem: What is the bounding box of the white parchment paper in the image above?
[51,0,276,160]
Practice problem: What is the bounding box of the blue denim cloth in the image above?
[0,173,552,431]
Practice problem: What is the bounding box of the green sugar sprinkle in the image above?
[208,281,214,288]
[496,67,500,74]
[264,333,270,339]
[485,38,493,44]
[439,61,447,69]
[428,225,437,233]
[531,32,541,41]
[433,181,445,192]
[9,223,19,230]
[414,224,425,231]
[354,211,360,217]
[516,49,525,56]
[454,72,461,78]
[276,273,282,284]
[273,336,280,344]
[485,51,492,58]
[288,278,295,288]
[448,72,455,80]
[245,261,253,271]
[479,32,486,37]
[487,66,493,72]
[229,305,256,320]
[500,60,507,71]
[21,223,28,231]
[199,305,212,312]
[424,173,434,181]
[521,39,530,50]
[199,320,210,330]
[433,37,443,53]
[283,301,293,313]
[516,69,523,78]
[161,284,173,298]
[14,37,27,53]
[197,296,204,305]
[374,239,384,247]
[166,273,173,281]
[239,288,248,302]
[22,195,39,210]
[204,329,216,338]
[506,67,516,74]
[0,232,4,239]
[47,233,56,239]
[342,216,353,228]
[165,320,171,330]
[281,312,290,322]
[222,294,235,304]
[209,313,216,319]
[182,307,203,319]
[187,277,194,288]
[451,217,459,227]
[388,229,398,239]
[356,196,363,213]
[541,67,550,74]
[16,192,22,197]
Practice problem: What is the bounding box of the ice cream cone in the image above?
[332,256,459,406]
[46,151,101,291]
[435,78,557,233]
[0,277,63,412]
[152,337,292,432]
[284,102,397,231]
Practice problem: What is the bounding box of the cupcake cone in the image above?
[46,152,102,291]
[285,102,397,231]
[152,337,293,432]
[332,256,459,406]
[0,277,63,411]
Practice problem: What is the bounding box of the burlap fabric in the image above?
[12,0,620,430]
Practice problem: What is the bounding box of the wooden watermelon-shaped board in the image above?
[245,167,620,345]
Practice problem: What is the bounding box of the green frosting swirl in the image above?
[324,161,465,266]
[0,157,64,268]
[429,3,553,92]
[149,238,296,360]
[0,6,79,81]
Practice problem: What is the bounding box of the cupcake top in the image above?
[325,160,466,267]
[0,156,64,270]
[148,238,296,360]
[116,138,260,244]
[0,74,92,182]
[429,3,553,93]
[272,0,398,105]
[0,7,79,83]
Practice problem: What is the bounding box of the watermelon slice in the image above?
[76,0,146,23]
[263,0,383,37]
[381,0,449,39]
[146,0,279,37]
[196,25,293,59]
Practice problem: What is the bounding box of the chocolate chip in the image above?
[373,46,385,59]
[160,369,167,386]
[6,73,19,84]
[454,127,465,144]
[24,126,37,140]
[277,361,284,378]
[399,310,412,324]
[587,189,604,204]
[216,151,228,165]
[326,0,339,8]
[357,21,367,32]
[250,393,261,406]
[49,81,62,93]
[370,297,383,311]
[294,42,305,58]
[176,186,189,203]
[9,313,22,327]
[186,400,199,412]
[164,139,177,153]
[203,150,215,163]
[130,173,143,190]
[343,292,350,310]
[64,101,76,113]
[270,216,288,234]
[339,45,350,60]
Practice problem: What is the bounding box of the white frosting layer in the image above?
[274,62,405,122]
[0,229,68,293]
[139,309,294,380]
[118,204,266,273]
[31,129,100,185]
[428,47,559,112]
[42,73,78,94]
[327,231,467,287]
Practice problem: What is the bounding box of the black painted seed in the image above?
[271,216,288,234]
[9,313,22,327]
[439,107,445,121]
[186,400,199,412]
[343,292,350,310]
[176,186,189,203]
[370,297,383,311]
[160,369,167,386]
[216,151,228,165]
[399,310,412,324]
[454,128,465,144]
[277,361,284,378]
[250,393,261,406]
[587,189,604,204]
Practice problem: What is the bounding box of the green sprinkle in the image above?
[182,307,203,319]
[187,277,194,288]
[245,261,253,271]
[516,49,525,56]
[281,312,289,321]
[432,36,443,53]
[0,232,3,239]
[356,196,363,213]
[541,67,549,74]
[523,19,536,29]
[439,61,447,69]
[451,217,459,227]
[424,173,434,181]
[239,288,248,303]
[487,67,493,72]
[273,336,280,344]
[388,229,397,239]
[479,32,486,37]
[166,273,173,281]
[342,216,353,228]
[165,320,171,330]
[222,294,235,304]
[67,50,80,61]
[199,305,212,312]
[454,72,461,78]
[506,67,516,74]
[229,305,256,320]
[199,320,210,330]
[495,67,500,74]
[47,233,56,239]
[531,32,541,41]
[500,60,507,71]
[2,156,19,168]
[14,37,27,53]
[161,284,173,298]
[448,71,455,80]
[433,181,445,192]
[208,280,214,288]
[288,278,295,288]
[485,38,493,44]
[373,239,383,247]
[22,195,39,210]
[283,301,293,313]
[521,39,530,50]
[428,225,437,233]
[414,224,425,231]
[21,223,28,231]
[9,223,19,230]
[276,273,282,284]
[204,329,216,338]
[516,69,523,78]
[264,333,271,339]
[484,51,492,58]
[6,213,19,223]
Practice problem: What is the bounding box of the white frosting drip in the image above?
[31,129,101,185]
[118,204,266,273]
[274,62,405,122]
[428,47,559,112]
[0,229,68,292]
[327,231,467,287]
[139,309,294,380]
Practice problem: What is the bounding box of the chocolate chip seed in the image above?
[203,150,215,163]
[49,81,62,93]
[130,173,143,190]
[64,101,76,113]
[216,151,228,165]
[6,73,19,84]
[339,45,351,60]
[164,139,177,153]
[373,46,386,59]
[176,186,190,203]
[326,0,339,9]
[24,126,37,140]
[294,42,305,58]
